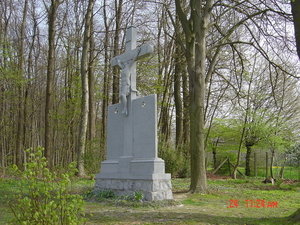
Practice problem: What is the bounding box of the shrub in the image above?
[9,147,86,225]
[84,138,106,175]
[159,144,190,178]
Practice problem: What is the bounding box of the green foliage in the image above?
[124,191,144,202]
[9,146,86,225]
[83,138,106,175]
[136,56,162,96]
[206,117,299,177]
[159,144,190,178]
[85,189,144,203]
[207,118,243,153]
[286,143,300,164]
[86,189,116,200]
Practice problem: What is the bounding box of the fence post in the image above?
[254,152,257,178]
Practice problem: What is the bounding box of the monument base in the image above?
[96,157,173,201]
[94,175,173,201]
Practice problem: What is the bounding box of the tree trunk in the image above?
[182,67,189,145]
[16,0,28,169]
[265,151,269,179]
[245,145,252,176]
[232,99,251,179]
[101,0,111,145]
[88,15,96,142]
[160,103,171,144]
[45,0,60,168]
[232,123,247,179]
[279,155,287,179]
[175,0,214,193]
[212,147,217,170]
[160,77,172,144]
[112,0,123,104]
[270,149,275,179]
[254,152,257,177]
[291,0,300,59]
[289,208,300,221]
[77,0,94,177]
[174,42,183,148]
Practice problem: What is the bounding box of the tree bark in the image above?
[212,146,217,170]
[232,84,252,179]
[289,208,300,221]
[279,155,287,179]
[174,41,183,148]
[290,12,300,220]
[112,0,123,104]
[77,0,94,177]
[88,13,96,142]
[245,145,252,176]
[101,0,110,144]
[254,152,257,177]
[45,0,61,168]
[232,119,247,179]
[270,149,275,179]
[265,151,269,179]
[291,0,300,59]
[16,0,28,169]
[182,66,189,145]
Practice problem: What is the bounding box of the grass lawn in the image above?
[1,176,300,224]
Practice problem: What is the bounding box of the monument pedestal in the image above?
[95,95,172,201]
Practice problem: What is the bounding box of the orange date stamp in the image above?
[229,199,278,208]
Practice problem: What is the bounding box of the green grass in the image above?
[1,177,300,224]
[0,178,30,223]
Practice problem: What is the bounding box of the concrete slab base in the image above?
[94,176,173,201]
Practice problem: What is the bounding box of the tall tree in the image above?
[291,0,300,59]
[45,0,62,168]
[174,44,184,147]
[101,0,111,145]
[172,5,190,148]
[88,10,96,142]
[155,3,174,145]
[16,0,28,168]
[286,0,300,222]
[175,0,213,193]
[112,0,123,104]
[77,0,94,177]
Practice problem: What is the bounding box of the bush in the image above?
[84,138,106,175]
[159,144,190,178]
[9,147,86,225]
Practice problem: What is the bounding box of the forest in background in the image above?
[1,0,300,184]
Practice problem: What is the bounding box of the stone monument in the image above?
[95,26,173,201]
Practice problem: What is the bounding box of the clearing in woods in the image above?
[1,174,300,224]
